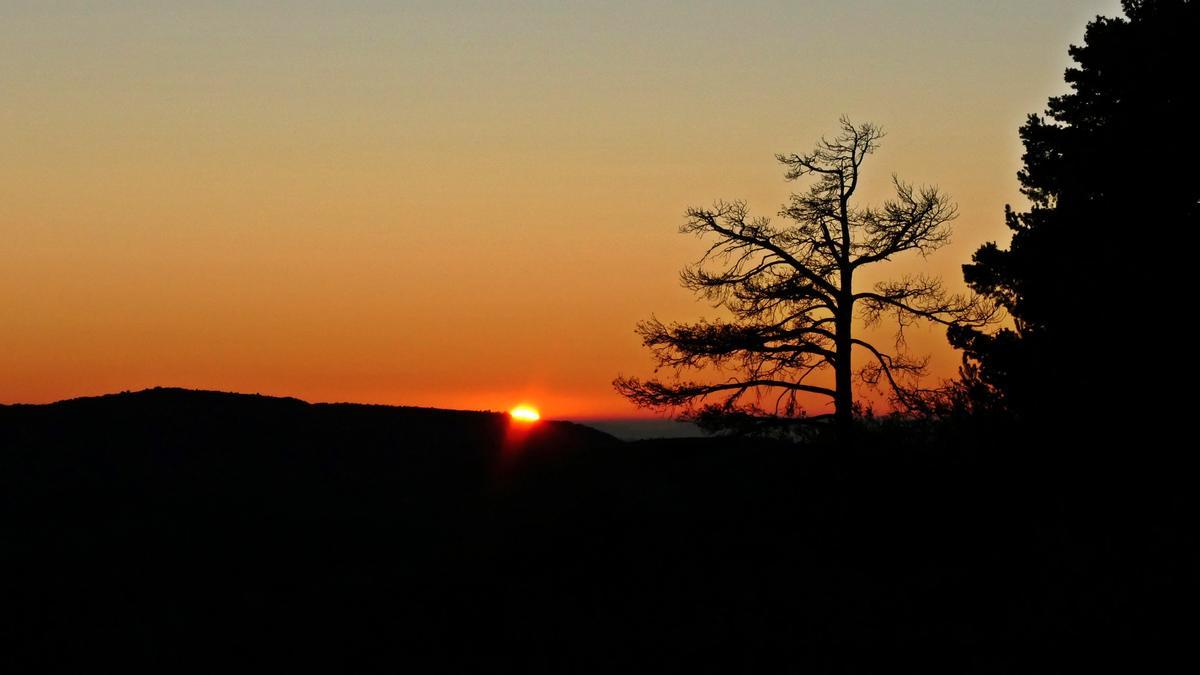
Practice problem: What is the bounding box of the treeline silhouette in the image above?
[1,388,1184,671]
[3,1,1194,671]
[616,0,1198,442]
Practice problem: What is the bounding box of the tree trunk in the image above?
[834,273,854,434]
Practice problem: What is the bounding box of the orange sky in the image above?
[1,1,1122,418]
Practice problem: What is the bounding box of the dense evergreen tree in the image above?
[949,0,1198,420]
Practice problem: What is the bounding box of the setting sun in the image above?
[509,405,541,422]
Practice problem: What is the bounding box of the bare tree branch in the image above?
[857,275,999,328]
[613,376,837,412]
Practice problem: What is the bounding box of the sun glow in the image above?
[509,405,541,422]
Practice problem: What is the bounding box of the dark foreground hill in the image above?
[1,389,1185,671]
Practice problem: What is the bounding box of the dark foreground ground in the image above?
[0,389,1188,672]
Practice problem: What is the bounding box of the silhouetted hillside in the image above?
[1,387,617,509]
[0,389,1183,671]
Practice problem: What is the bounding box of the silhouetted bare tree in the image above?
[615,118,994,432]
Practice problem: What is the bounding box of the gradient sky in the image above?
[1,0,1122,418]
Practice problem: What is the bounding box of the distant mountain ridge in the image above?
[0,385,620,526]
[1,386,1176,671]
[0,385,619,445]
